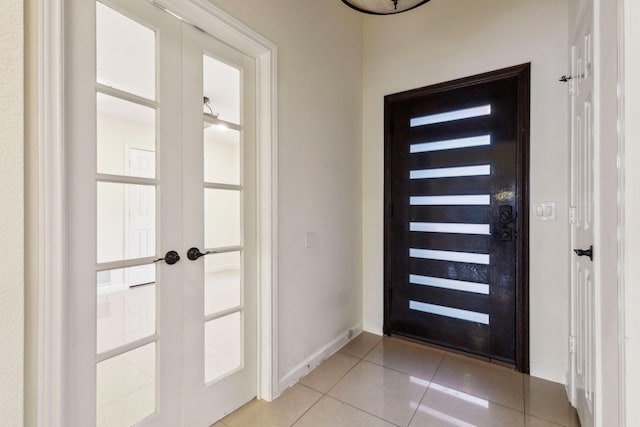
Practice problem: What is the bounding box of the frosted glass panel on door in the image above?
[97,93,156,178]
[205,312,242,383]
[96,343,156,427]
[97,182,156,263]
[204,189,241,248]
[205,252,241,316]
[97,266,156,354]
[204,127,240,185]
[203,55,240,124]
[96,1,156,100]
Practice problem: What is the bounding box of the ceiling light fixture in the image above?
[341,0,431,15]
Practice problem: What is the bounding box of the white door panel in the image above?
[570,2,595,426]
[181,23,257,426]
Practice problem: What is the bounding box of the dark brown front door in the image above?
[384,64,530,370]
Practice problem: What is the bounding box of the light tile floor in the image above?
[215,332,581,427]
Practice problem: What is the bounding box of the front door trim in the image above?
[36,1,278,425]
[383,64,530,372]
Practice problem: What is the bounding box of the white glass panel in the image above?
[205,312,242,383]
[96,343,156,426]
[410,222,490,235]
[410,165,490,180]
[410,105,491,127]
[410,195,490,206]
[204,189,241,249]
[205,252,241,316]
[410,248,490,265]
[96,2,155,100]
[409,300,489,324]
[97,266,156,353]
[97,183,156,263]
[204,127,240,185]
[410,135,491,154]
[203,55,240,125]
[97,93,156,178]
[409,274,489,295]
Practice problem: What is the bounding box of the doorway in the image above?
[384,64,530,370]
[64,0,262,425]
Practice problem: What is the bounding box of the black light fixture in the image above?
[341,0,431,15]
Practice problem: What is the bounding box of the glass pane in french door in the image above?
[97,265,156,353]
[97,93,156,178]
[97,1,155,100]
[96,343,156,426]
[204,251,242,316]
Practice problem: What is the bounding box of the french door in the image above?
[384,65,530,369]
[569,1,595,425]
[66,0,256,425]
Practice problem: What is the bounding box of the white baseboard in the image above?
[276,323,363,396]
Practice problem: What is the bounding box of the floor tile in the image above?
[431,354,524,411]
[328,360,428,426]
[338,332,382,358]
[525,414,565,426]
[293,396,396,427]
[365,336,444,382]
[524,376,576,426]
[299,352,359,393]
[221,384,322,427]
[410,386,525,427]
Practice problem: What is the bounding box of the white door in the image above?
[181,21,257,426]
[66,0,256,425]
[570,1,595,426]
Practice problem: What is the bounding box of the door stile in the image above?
[66,0,99,423]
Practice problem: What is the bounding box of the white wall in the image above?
[207,0,364,391]
[0,0,24,424]
[362,0,570,382]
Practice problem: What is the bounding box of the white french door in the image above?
[66,0,256,425]
[569,1,595,426]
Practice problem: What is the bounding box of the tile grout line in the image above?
[405,352,446,427]
[291,340,388,427]
[291,338,383,426]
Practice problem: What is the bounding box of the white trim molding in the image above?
[39,1,278,425]
[38,0,65,425]
[617,0,626,425]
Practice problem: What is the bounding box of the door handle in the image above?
[187,247,218,261]
[153,250,181,265]
[573,245,593,261]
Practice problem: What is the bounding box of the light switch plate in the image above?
[533,202,556,221]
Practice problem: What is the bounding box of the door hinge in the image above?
[569,206,577,224]
[569,79,576,96]
[569,335,576,354]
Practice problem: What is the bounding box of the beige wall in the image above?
[207,0,364,389]
[361,0,570,382]
[0,0,24,424]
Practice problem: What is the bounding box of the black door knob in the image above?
[154,250,181,265]
[187,247,217,261]
[573,245,593,261]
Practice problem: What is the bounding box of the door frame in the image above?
[383,64,531,372]
[36,0,278,425]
